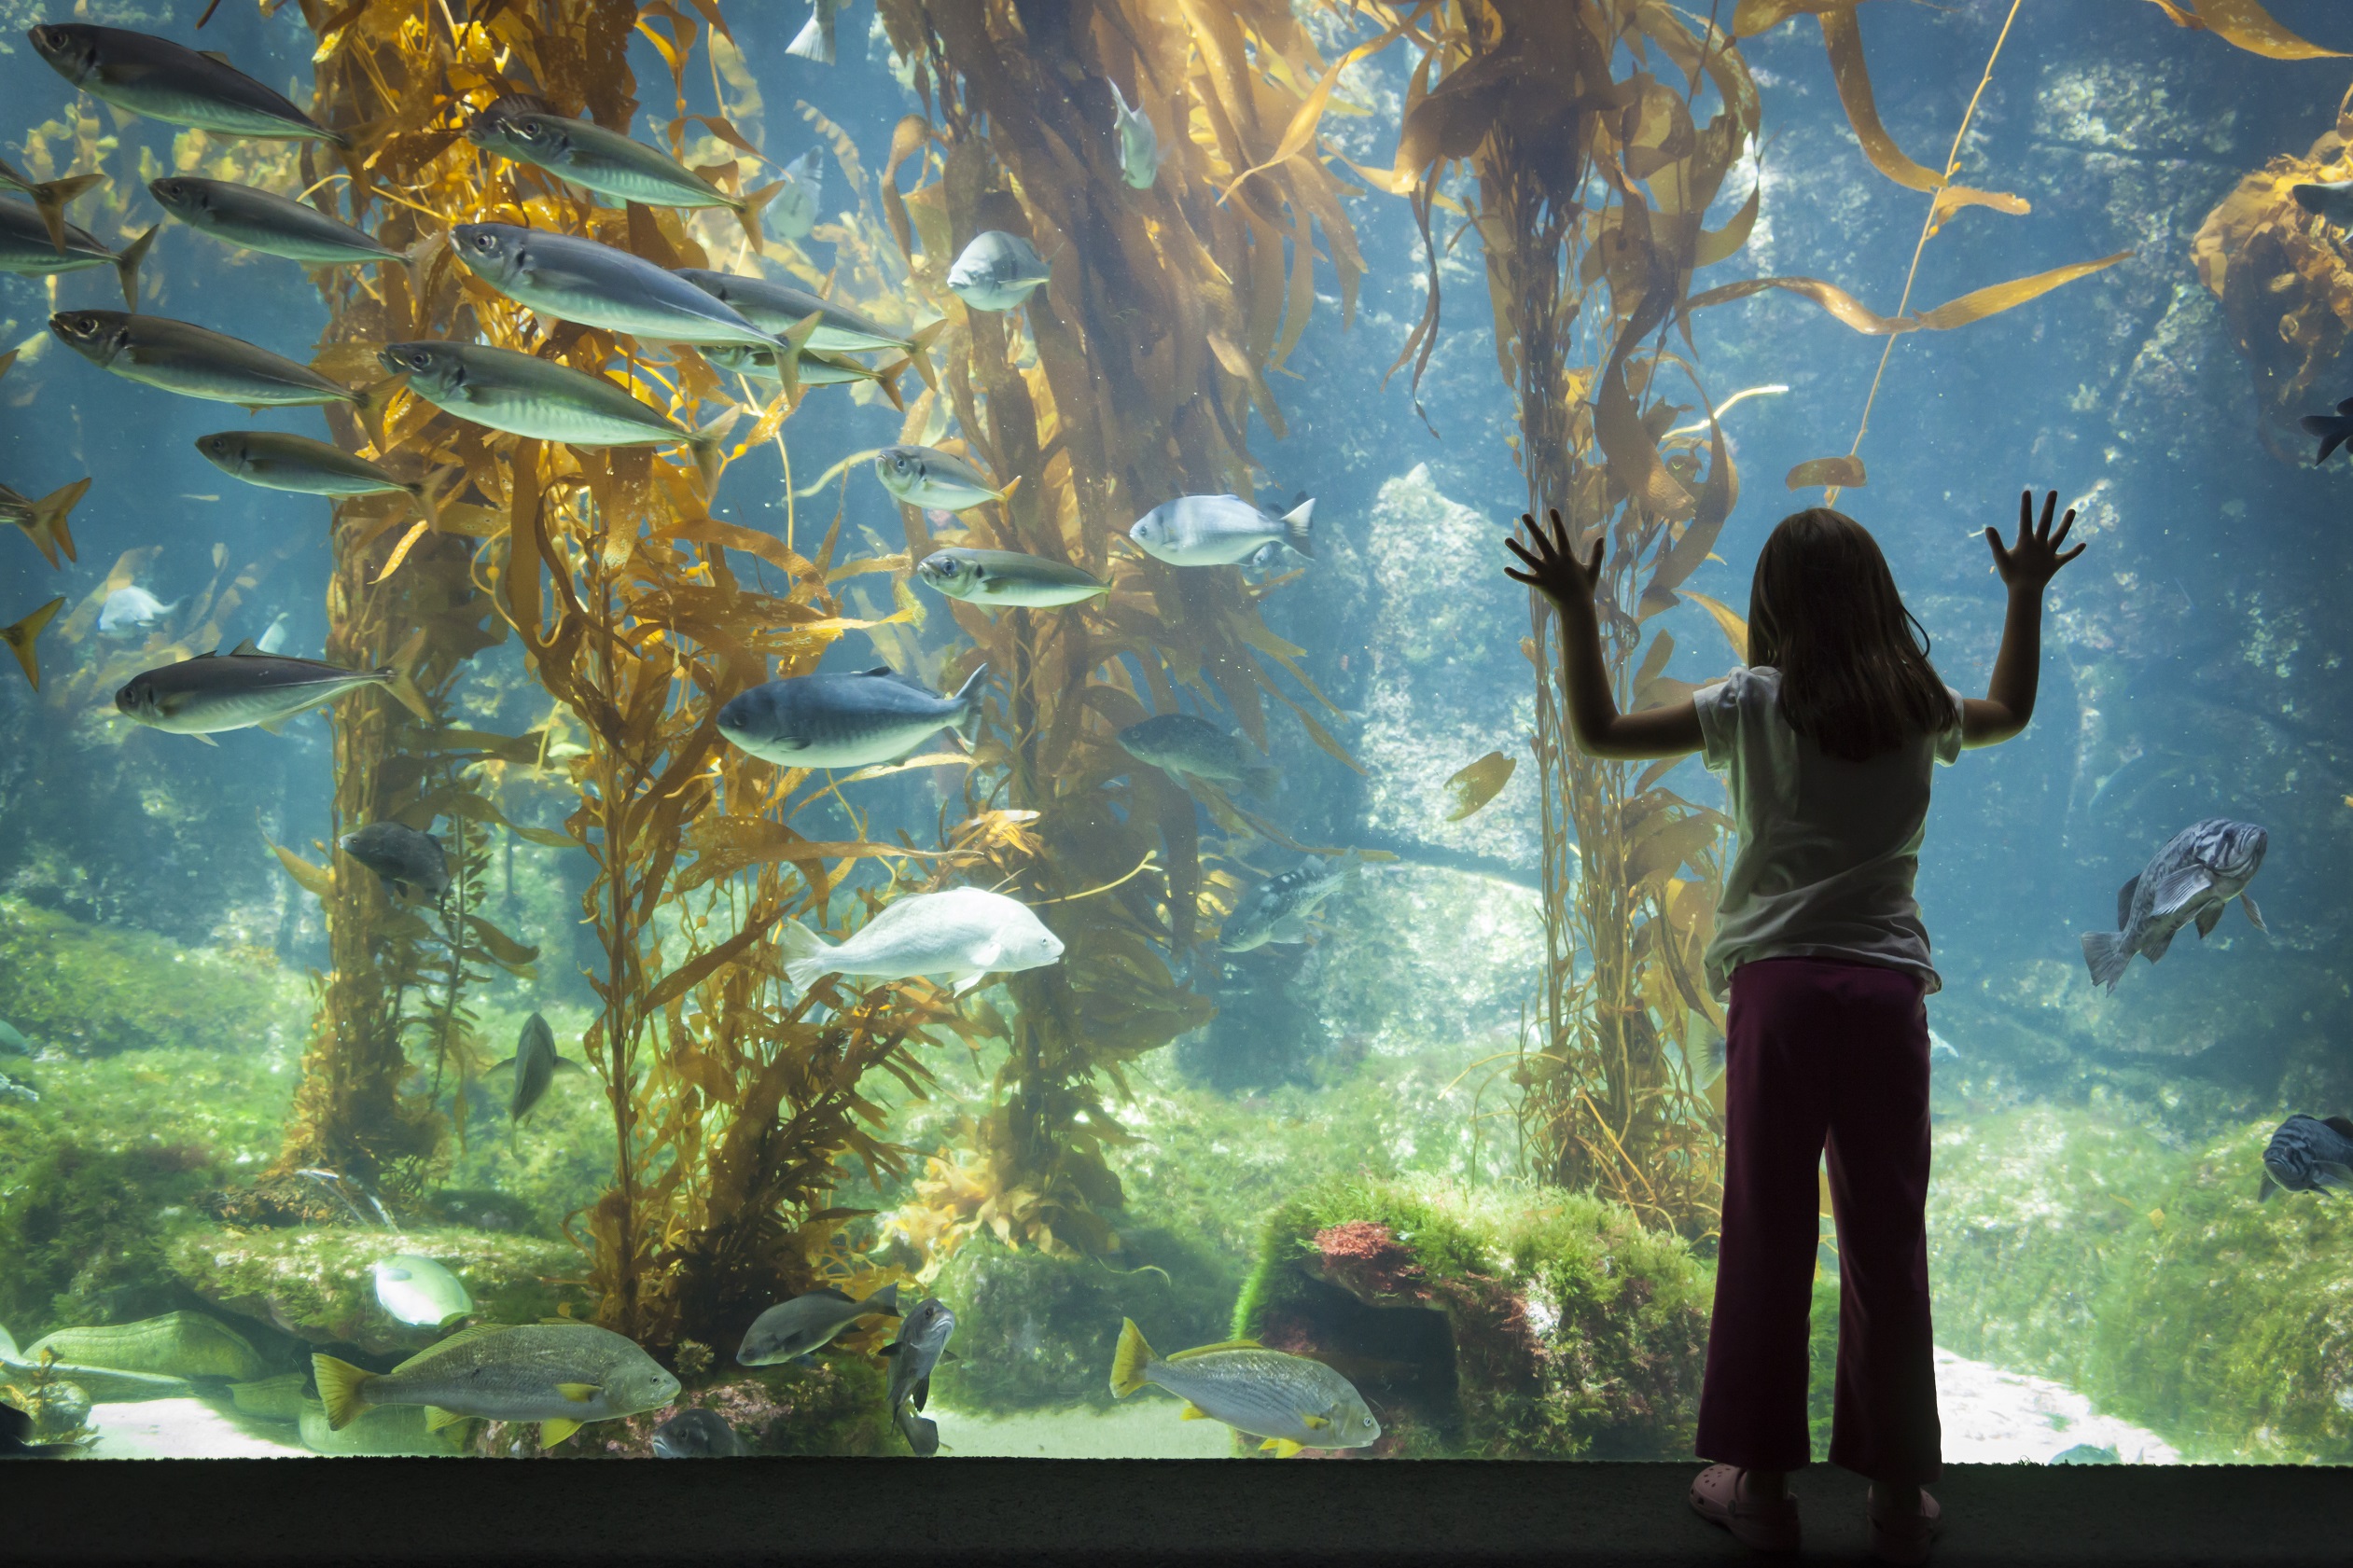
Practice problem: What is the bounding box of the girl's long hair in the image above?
[1746,507,1958,762]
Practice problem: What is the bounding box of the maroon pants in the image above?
[1694,956,1942,1485]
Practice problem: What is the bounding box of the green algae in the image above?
[0,898,308,1061]
[1235,1176,1712,1459]
[27,1311,267,1381]
[0,1141,227,1340]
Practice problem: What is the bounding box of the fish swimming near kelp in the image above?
[736,1282,901,1367]
[702,343,906,409]
[372,1256,474,1329]
[466,95,780,247]
[339,821,450,904]
[946,230,1051,312]
[915,548,1109,609]
[148,177,411,277]
[675,269,942,388]
[780,887,1063,994]
[313,1322,681,1447]
[2259,1113,2353,1200]
[29,23,350,146]
[0,154,104,255]
[116,643,430,739]
[51,311,376,412]
[1,477,86,569]
[3,598,64,691]
[2292,179,2353,228]
[883,1297,955,1418]
[1108,1319,1380,1457]
[196,431,441,527]
[875,445,1015,512]
[0,200,151,306]
[483,1012,585,1129]
[764,149,824,242]
[788,0,850,63]
[1129,493,1314,567]
[2299,396,2353,465]
[97,586,182,641]
[717,664,988,770]
[1218,853,1363,953]
[378,340,733,493]
[452,224,801,354]
[1117,712,1279,799]
[652,1408,746,1458]
[1108,79,1162,189]
[2080,817,2268,992]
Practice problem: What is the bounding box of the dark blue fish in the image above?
[718,666,987,770]
[2302,395,2353,464]
[651,1408,746,1458]
[882,1297,955,1417]
[2260,1114,2353,1201]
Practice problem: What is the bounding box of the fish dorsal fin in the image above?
[2325,1116,2353,1140]
[231,638,261,656]
[485,92,558,119]
[392,1320,513,1371]
[2115,873,2140,930]
[1164,1338,1264,1362]
[858,666,895,677]
[199,49,232,65]
[2337,396,2353,415]
[811,1286,856,1302]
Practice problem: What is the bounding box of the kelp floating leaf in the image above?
[270,841,335,899]
[1909,251,2134,330]
[1682,591,1750,663]
[1787,455,1866,490]
[1442,751,1516,823]
[1689,251,2132,336]
[2143,0,2348,58]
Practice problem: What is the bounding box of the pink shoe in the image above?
[1865,1483,1941,1566]
[1689,1464,1802,1553]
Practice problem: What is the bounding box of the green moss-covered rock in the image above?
[0,898,308,1059]
[27,1311,267,1381]
[0,1141,225,1339]
[589,1357,897,1458]
[169,1226,584,1355]
[1235,1177,1711,1459]
[927,1226,1237,1413]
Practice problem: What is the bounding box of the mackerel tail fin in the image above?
[2080,929,2131,992]
[949,661,993,744]
[733,180,783,253]
[311,1353,376,1432]
[1281,496,1315,559]
[780,918,837,992]
[2,596,65,691]
[29,477,90,568]
[906,318,946,393]
[383,626,436,726]
[871,355,911,413]
[689,407,743,497]
[31,171,104,253]
[1109,1317,1153,1398]
[113,223,157,310]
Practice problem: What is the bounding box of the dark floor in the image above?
[14,1458,2349,1565]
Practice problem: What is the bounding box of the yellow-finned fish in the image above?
[1109,1319,1381,1457]
[313,1322,680,1449]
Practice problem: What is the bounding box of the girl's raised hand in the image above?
[1505,506,1603,613]
[1987,488,2086,590]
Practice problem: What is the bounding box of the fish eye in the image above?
[468,231,498,253]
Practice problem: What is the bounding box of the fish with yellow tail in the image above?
[312,1322,680,1449]
[1108,1319,1380,1457]
[1,478,87,569]
[0,201,153,307]
[114,638,433,741]
[466,94,784,252]
[0,154,104,254]
[3,597,65,691]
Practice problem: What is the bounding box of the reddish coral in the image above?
[1310,1221,1427,1305]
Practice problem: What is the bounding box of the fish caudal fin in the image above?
[28,478,90,568]
[2080,929,2130,992]
[907,318,945,393]
[383,627,436,726]
[733,180,782,253]
[30,172,103,253]
[950,661,993,744]
[1109,1317,1154,1398]
[2302,413,2351,465]
[787,2,835,63]
[871,355,911,412]
[780,918,836,991]
[312,1353,376,1431]
[2,597,65,692]
[1281,497,1316,559]
[113,224,157,310]
[689,408,743,497]
[869,1281,902,1317]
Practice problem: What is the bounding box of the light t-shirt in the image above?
[1692,665,1964,1000]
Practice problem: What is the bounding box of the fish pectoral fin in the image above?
[190,732,220,747]
[2242,891,2268,932]
[539,1418,583,1448]
[947,971,986,996]
[2195,903,2223,939]
[2147,866,2213,920]
[1178,1404,1210,1422]
[1260,1438,1304,1458]
[422,1406,468,1433]
[258,717,286,737]
[554,1382,601,1404]
[1301,1413,1331,1431]
[2315,1160,2353,1189]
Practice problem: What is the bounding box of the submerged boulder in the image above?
[168,1226,581,1356]
[26,1311,267,1382]
[1234,1178,1710,1458]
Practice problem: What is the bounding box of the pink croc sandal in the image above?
[1866,1483,1942,1566]
[1689,1464,1802,1553]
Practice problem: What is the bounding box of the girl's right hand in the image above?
[1987,489,2086,590]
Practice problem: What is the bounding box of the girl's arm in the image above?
[1506,507,1703,761]
[1961,489,2086,748]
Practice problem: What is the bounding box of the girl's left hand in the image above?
[1506,506,1603,613]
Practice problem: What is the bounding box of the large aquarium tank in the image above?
[3,0,2351,1472]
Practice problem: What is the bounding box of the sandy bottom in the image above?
[53,1345,2177,1463]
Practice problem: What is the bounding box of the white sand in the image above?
[1931,1346,2179,1464]
[929,1397,1237,1458]
[66,1395,309,1459]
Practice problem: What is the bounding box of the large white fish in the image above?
[97,586,181,641]
[780,887,1063,994]
[1129,493,1314,567]
[788,0,851,65]
[946,230,1051,312]
[764,150,824,243]
[1109,80,1162,190]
